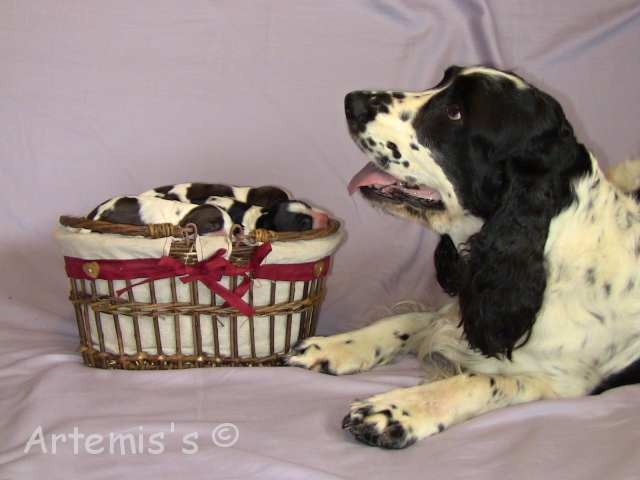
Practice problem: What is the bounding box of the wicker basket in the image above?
[56,216,342,370]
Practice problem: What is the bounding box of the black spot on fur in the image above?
[592,356,640,394]
[154,185,173,195]
[226,201,251,225]
[185,183,234,204]
[93,197,143,225]
[434,235,462,296]
[345,339,353,344]
[585,268,596,285]
[360,139,371,152]
[588,310,605,325]
[400,111,411,122]
[437,423,445,433]
[410,143,419,150]
[246,186,290,208]
[394,332,410,341]
[403,161,410,168]
[603,282,611,297]
[391,92,405,99]
[489,377,496,387]
[181,204,225,234]
[318,360,336,375]
[626,278,635,292]
[375,347,382,358]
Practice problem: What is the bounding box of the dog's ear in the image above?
[434,235,462,296]
[459,90,591,359]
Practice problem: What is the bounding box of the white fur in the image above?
[462,66,528,90]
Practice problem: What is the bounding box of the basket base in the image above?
[80,346,287,369]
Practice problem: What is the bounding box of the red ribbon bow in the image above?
[116,243,272,316]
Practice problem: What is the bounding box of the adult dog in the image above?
[287,66,640,449]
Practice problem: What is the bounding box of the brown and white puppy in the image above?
[88,196,232,235]
[141,183,291,208]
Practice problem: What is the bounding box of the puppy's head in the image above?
[256,201,329,232]
[346,65,586,244]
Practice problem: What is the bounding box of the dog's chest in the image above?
[510,173,640,385]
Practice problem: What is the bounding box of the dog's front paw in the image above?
[285,334,380,375]
[342,386,446,449]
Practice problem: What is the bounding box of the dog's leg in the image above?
[286,306,455,375]
[342,373,558,449]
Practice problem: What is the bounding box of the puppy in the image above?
[87,196,231,235]
[141,183,290,208]
[206,196,330,232]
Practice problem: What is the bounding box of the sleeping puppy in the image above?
[288,65,640,449]
[88,196,232,234]
[141,183,290,208]
[206,196,330,232]
[88,195,329,234]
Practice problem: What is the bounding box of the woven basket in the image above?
[56,216,342,370]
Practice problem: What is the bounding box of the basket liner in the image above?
[55,226,344,359]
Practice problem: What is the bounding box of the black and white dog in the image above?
[287,66,640,449]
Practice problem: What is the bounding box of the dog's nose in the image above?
[345,92,368,121]
[345,91,376,133]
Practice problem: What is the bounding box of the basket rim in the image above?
[58,215,341,242]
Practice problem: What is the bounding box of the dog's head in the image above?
[346,65,588,245]
[346,65,593,358]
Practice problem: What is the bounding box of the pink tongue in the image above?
[347,162,442,201]
[348,163,398,195]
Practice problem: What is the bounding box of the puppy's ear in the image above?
[459,90,591,359]
[434,235,462,297]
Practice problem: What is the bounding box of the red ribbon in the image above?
[115,243,273,316]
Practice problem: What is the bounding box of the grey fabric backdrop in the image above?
[1,1,639,479]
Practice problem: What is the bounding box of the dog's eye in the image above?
[446,105,462,121]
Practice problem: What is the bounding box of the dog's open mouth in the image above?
[348,162,445,210]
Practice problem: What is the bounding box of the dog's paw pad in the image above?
[342,402,417,449]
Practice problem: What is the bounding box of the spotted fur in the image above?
[288,65,640,449]
[88,196,232,234]
[89,184,328,233]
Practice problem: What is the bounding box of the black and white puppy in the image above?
[88,196,232,235]
[141,183,291,208]
[288,65,640,449]
[88,194,329,234]
[206,196,329,232]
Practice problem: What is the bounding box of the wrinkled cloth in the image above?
[1,1,639,479]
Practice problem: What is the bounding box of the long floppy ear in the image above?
[434,235,462,296]
[459,91,591,359]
